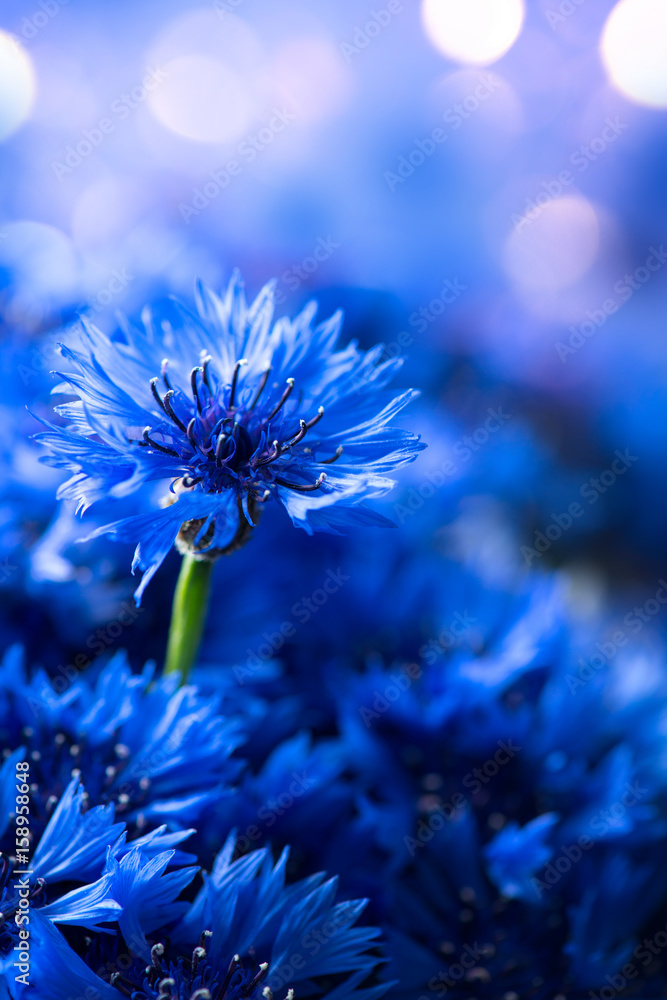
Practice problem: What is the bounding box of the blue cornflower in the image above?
[28,833,390,1000]
[36,272,424,600]
[0,646,245,839]
[0,770,194,887]
[5,838,198,999]
[0,771,197,999]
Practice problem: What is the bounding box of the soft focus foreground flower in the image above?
[0,646,245,836]
[37,272,424,601]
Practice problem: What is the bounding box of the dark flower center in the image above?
[132,357,343,501]
[105,934,291,1000]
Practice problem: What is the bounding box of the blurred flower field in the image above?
[1,1,667,998]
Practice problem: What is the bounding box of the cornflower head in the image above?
[37,272,424,604]
[0,762,198,1000]
[26,833,390,1000]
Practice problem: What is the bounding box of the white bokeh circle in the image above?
[601,0,667,109]
[147,55,253,144]
[503,195,600,292]
[421,0,525,65]
[0,31,36,141]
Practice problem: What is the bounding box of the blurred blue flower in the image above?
[0,335,63,594]
[207,731,351,870]
[0,646,245,837]
[29,775,125,884]
[37,272,424,600]
[189,557,667,998]
[333,575,667,998]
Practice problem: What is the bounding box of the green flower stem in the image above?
[164,554,214,682]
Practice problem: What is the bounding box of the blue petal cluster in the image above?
[0,656,388,1000]
[23,836,388,1000]
[0,768,196,1000]
[37,273,424,600]
[189,562,667,999]
[0,646,244,837]
[4,275,667,1000]
[4,552,667,997]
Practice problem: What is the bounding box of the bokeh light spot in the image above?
[269,38,354,123]
[0,220,80,327]
[0,31,36,141]
[502,195,599,292]
[601,0,667,108]
[71,177,144,248]
[421,0,525,65]
[147,54,253,143]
